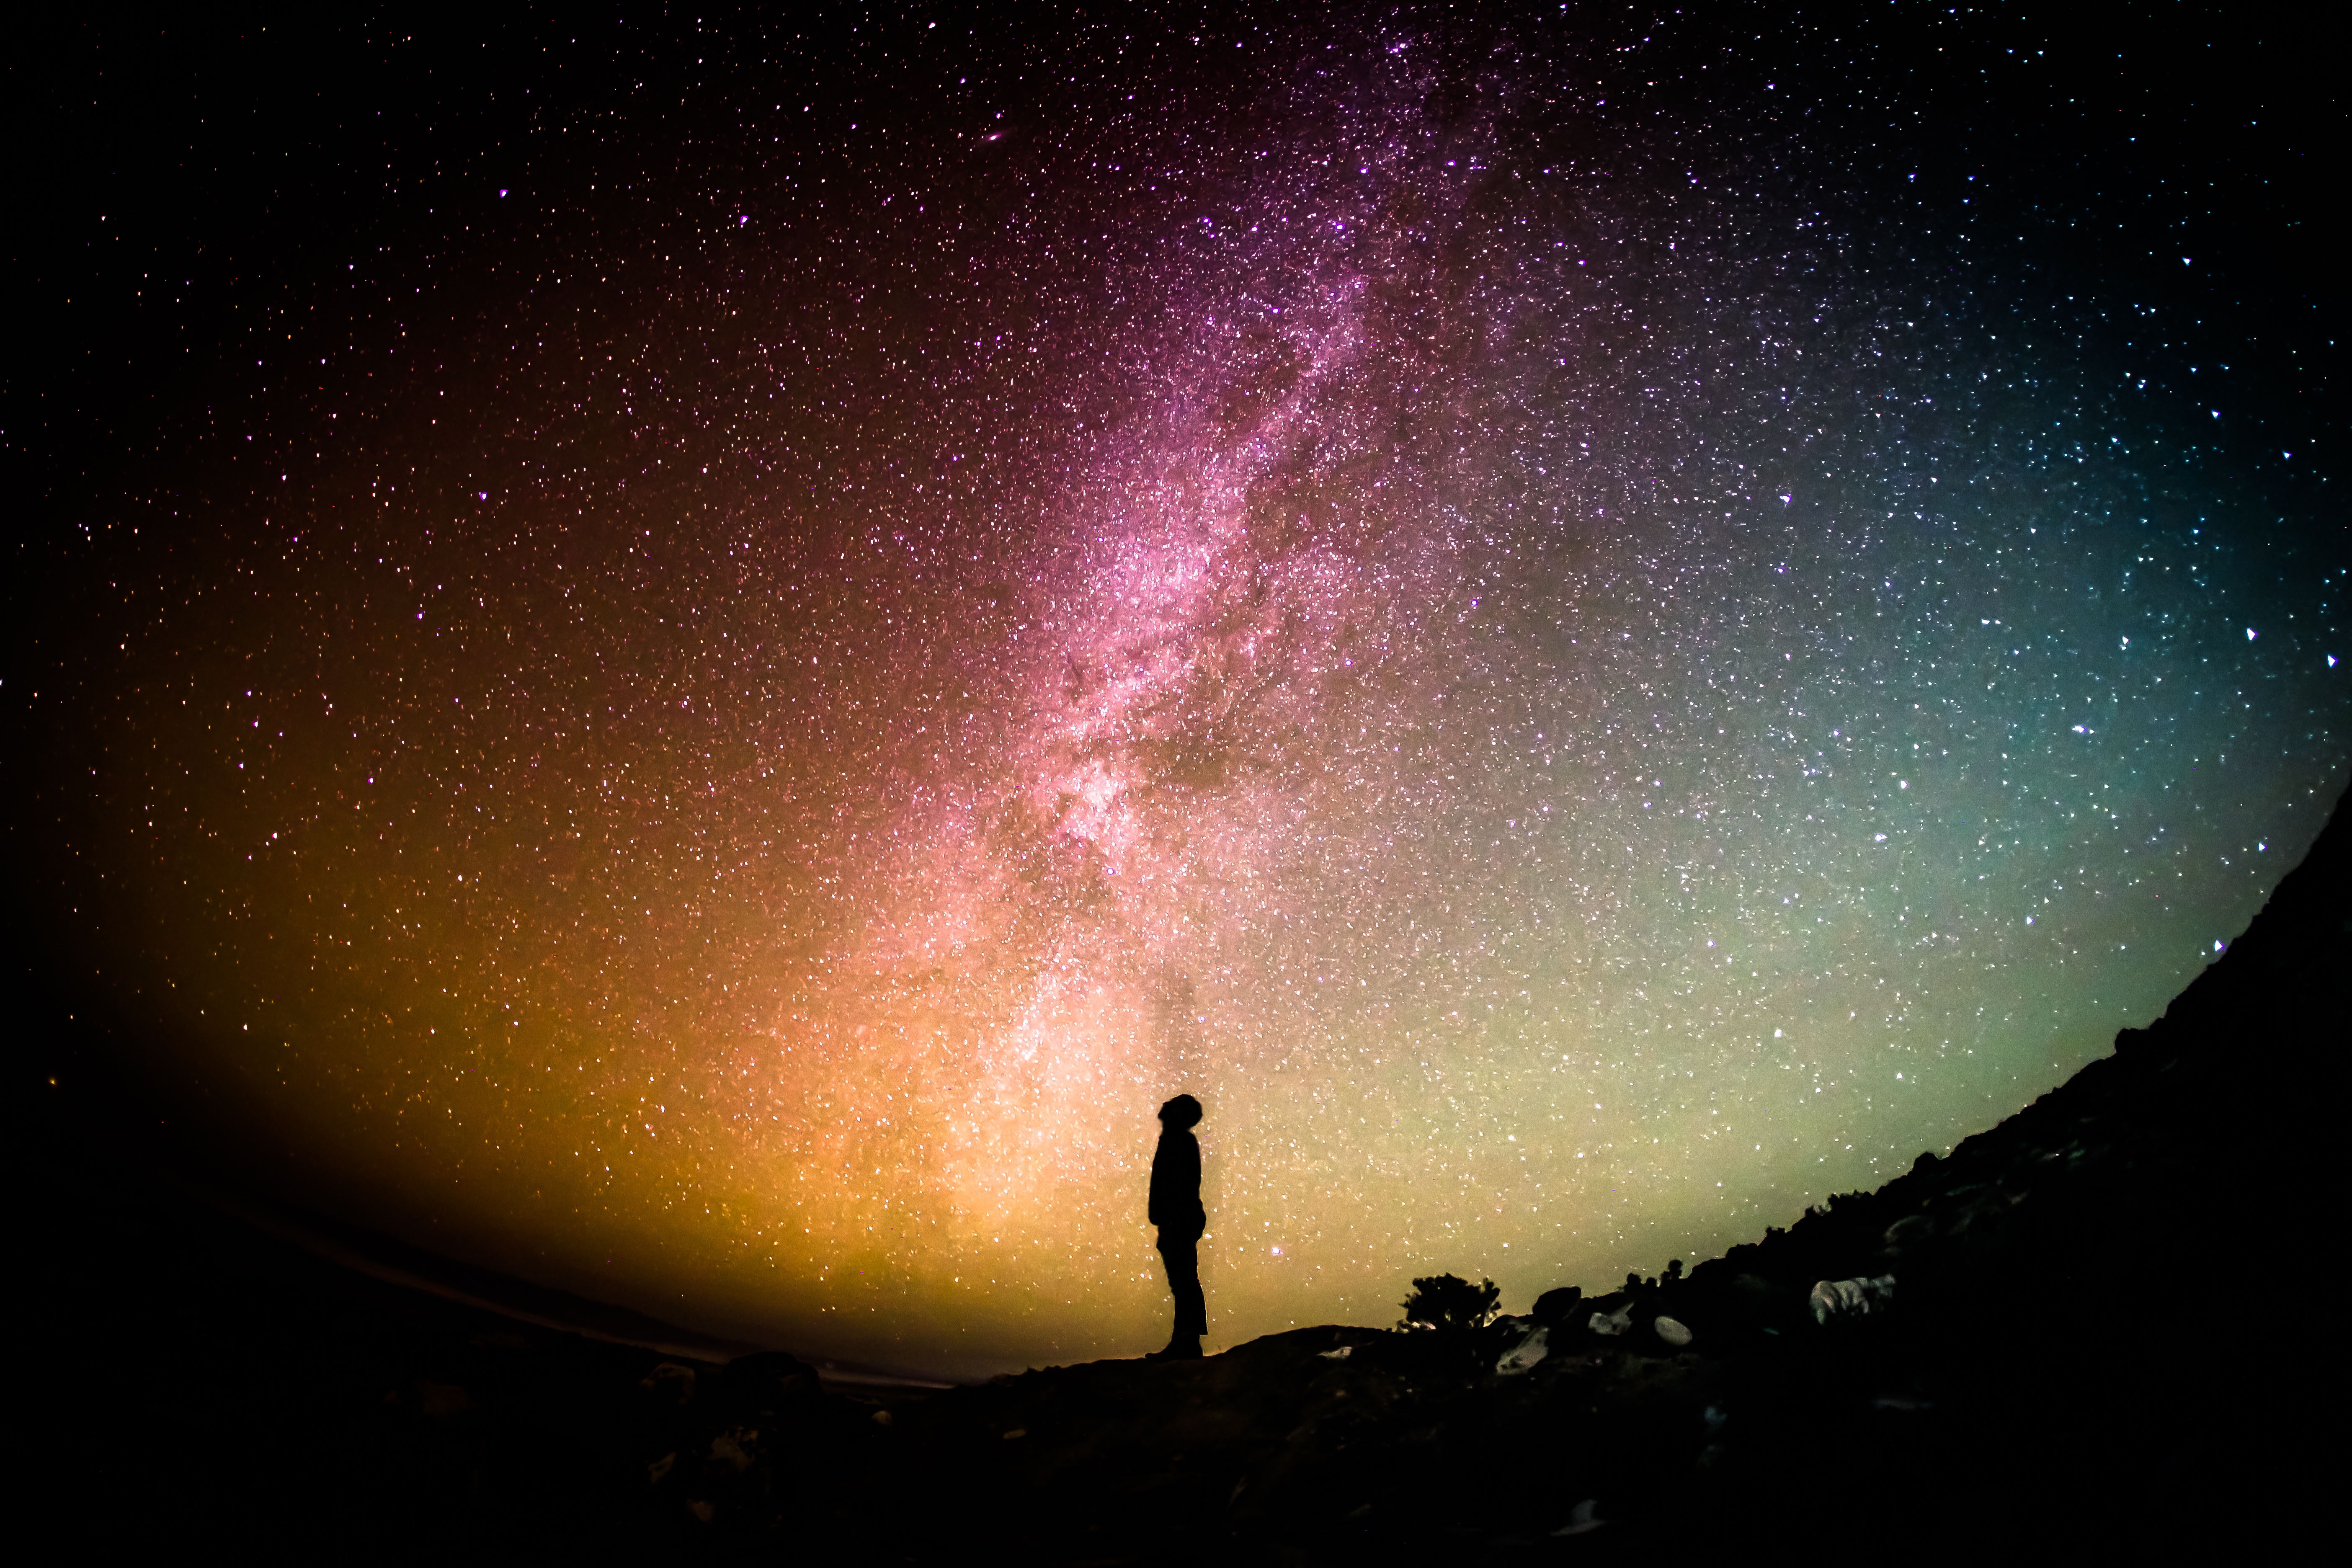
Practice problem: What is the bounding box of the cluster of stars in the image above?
[21,8,2342,1379]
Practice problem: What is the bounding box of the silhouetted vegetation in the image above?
[1398,1273,1500,1333]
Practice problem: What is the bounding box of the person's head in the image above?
[1158,1093,1203,1131]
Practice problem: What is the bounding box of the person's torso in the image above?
[1150,1131,1203,1221]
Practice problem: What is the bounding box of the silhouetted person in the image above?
[1148,1094,1207,1360]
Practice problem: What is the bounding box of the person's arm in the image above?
[1148,1137,1168,1227]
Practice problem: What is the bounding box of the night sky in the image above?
[11,5,2344,1379]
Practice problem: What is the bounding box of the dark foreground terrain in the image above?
[18,797,2339,1560]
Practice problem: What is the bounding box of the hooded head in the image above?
[1157,1093,1203,1131]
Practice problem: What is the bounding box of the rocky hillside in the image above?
[21,794,2338,1558]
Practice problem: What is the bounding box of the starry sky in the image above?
[11,5,2345,1379]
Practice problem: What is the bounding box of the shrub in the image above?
[1398,1273,1502,1334]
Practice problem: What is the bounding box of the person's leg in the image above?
[1155,1228,1206,1353]
[1172,1233,1206,1338]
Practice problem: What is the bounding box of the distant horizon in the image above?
[77,804,2311,1385]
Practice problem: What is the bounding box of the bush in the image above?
[1398,1273,1502,1334]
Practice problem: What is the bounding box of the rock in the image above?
[1318,1344,1354,1360]
[709,1433,753,1473]
[1589,1305,1633,1336]
[1532,1286,1585,1323]
[1653,1315,1692,1347]
[1496,1324,1551,1375]
[1553,1498,1607,1536]
[871,1408,893,1427]
[1809,1274,1898,1324]
[1883,1213,1934,1252]
[641,1362,698,1405]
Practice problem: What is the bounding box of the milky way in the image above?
[22,9,2344,1377]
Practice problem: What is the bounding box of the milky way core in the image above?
[23,10,2344,1377]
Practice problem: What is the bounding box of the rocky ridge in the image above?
[21,795,2338,1558]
